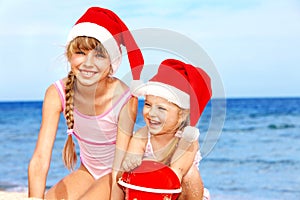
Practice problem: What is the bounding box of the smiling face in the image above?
[143,95,184,135]
[67,36,111,86]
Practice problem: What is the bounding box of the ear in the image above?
[178,109,190,128]
[109,64,113,76]
[181,109,189,120]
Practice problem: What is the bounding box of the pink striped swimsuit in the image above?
[54,80,131,179]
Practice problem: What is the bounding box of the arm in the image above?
[170,126,200,182]
[111,126,147,200]
[28,85,62,198]
[111,96,139,200]
[121,126,148,172]
[112,96,138,176]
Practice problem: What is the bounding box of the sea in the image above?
[0,98,299,199]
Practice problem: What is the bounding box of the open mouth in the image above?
[148,119,161,128]
[79,69,98,77]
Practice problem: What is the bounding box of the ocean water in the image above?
[0,98,300,199]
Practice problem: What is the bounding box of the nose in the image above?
[148,107,157,117]
[83,52,94,67]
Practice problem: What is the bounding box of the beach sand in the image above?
[0,191,41,200]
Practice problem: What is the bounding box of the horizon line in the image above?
[1,96,300,103]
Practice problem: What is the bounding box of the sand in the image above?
[0,191,41,200]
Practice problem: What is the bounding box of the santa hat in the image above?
[66,7,144,80]
[132,59,212,125]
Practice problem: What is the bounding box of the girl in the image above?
[118,59,212,200]
[28,7,143,199]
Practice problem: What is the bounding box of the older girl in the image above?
[28,7,143,199]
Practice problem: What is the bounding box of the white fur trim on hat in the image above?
[66,22,122,74]
[118,178,182,194]
[131,81,190,109]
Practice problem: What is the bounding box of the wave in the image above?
[0,181,27,192]
[267,124,296,129]
[206,158,299,166]
[221,123,297,133]
[222,127,256,132]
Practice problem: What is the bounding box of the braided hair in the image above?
[62,36,108,170]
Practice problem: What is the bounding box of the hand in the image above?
[182,126,200,142]
[121,153,143,172]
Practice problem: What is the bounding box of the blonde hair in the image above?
[158,108,190,165]
[62,36,109,170]
[66,36,108,60]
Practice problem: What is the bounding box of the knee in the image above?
[179,166,204,200]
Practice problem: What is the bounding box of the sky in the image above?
[0,0,300,101]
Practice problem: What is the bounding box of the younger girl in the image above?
[28,7,143,199]
[119,59,212,200]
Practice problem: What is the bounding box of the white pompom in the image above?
[182,126,200,142]
[130,80,144,97]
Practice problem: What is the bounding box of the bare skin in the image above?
[28,49,135,199]
[114,95,204,200]
[178,165,204,200]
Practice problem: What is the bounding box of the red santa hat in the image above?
[66,7,144,80]
[132,59,212,126]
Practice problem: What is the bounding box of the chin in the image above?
[77,76,100,86]
[148,127,163,135]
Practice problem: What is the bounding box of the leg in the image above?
[111,182,125,200]
[79,173,112,200]
[45,164,94,200]
[111,171,125,200]
[178,165,204,200]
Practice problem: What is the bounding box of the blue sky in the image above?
[0,0,300,100]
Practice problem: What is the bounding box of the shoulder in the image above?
[44,77,67,110]
[109,77,129,93]
[61,77,68,86]
[108,77,131,103]
[43,84,63,112]
[134,126,149,139]
[46,84,59,97]
[53,77,68,88]
[129,126,148,149]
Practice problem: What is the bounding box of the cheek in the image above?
[142,107,148,119]
[165,112,179,126]
[95,59,111,70]
[70,55,85,68]
[158,112,167,121]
